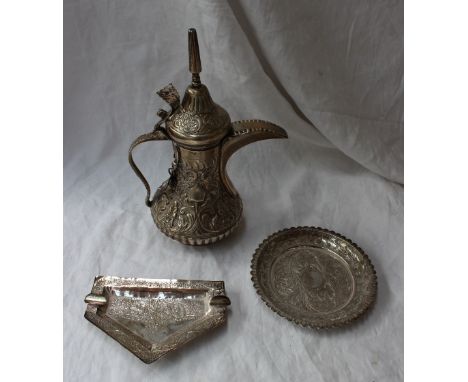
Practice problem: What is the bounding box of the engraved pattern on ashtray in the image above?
[106,289,206,328]
[271,246,354,314]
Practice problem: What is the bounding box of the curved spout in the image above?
[220,119,288,195]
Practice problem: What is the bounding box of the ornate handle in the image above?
[129,82,179,207]
[128,128,169,207]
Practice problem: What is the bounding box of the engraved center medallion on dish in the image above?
[270,246,354,314]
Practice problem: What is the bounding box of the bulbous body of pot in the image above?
[152,145,242,245]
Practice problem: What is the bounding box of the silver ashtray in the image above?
[84,276,231,363]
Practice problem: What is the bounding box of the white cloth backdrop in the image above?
[64,1,403,381]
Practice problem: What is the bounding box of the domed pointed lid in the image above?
[165,29,232,148]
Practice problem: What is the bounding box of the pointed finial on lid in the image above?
[188,28,202,86]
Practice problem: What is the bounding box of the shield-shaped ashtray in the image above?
[84,275,231,363]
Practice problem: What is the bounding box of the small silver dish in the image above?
[251,227,377,329]
[84,276,231,363]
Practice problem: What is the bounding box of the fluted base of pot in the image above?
[154,215,241,245]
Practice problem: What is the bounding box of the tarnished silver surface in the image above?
[128,28,287,245]
[251,227,377,329]
[84,276,231,363]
